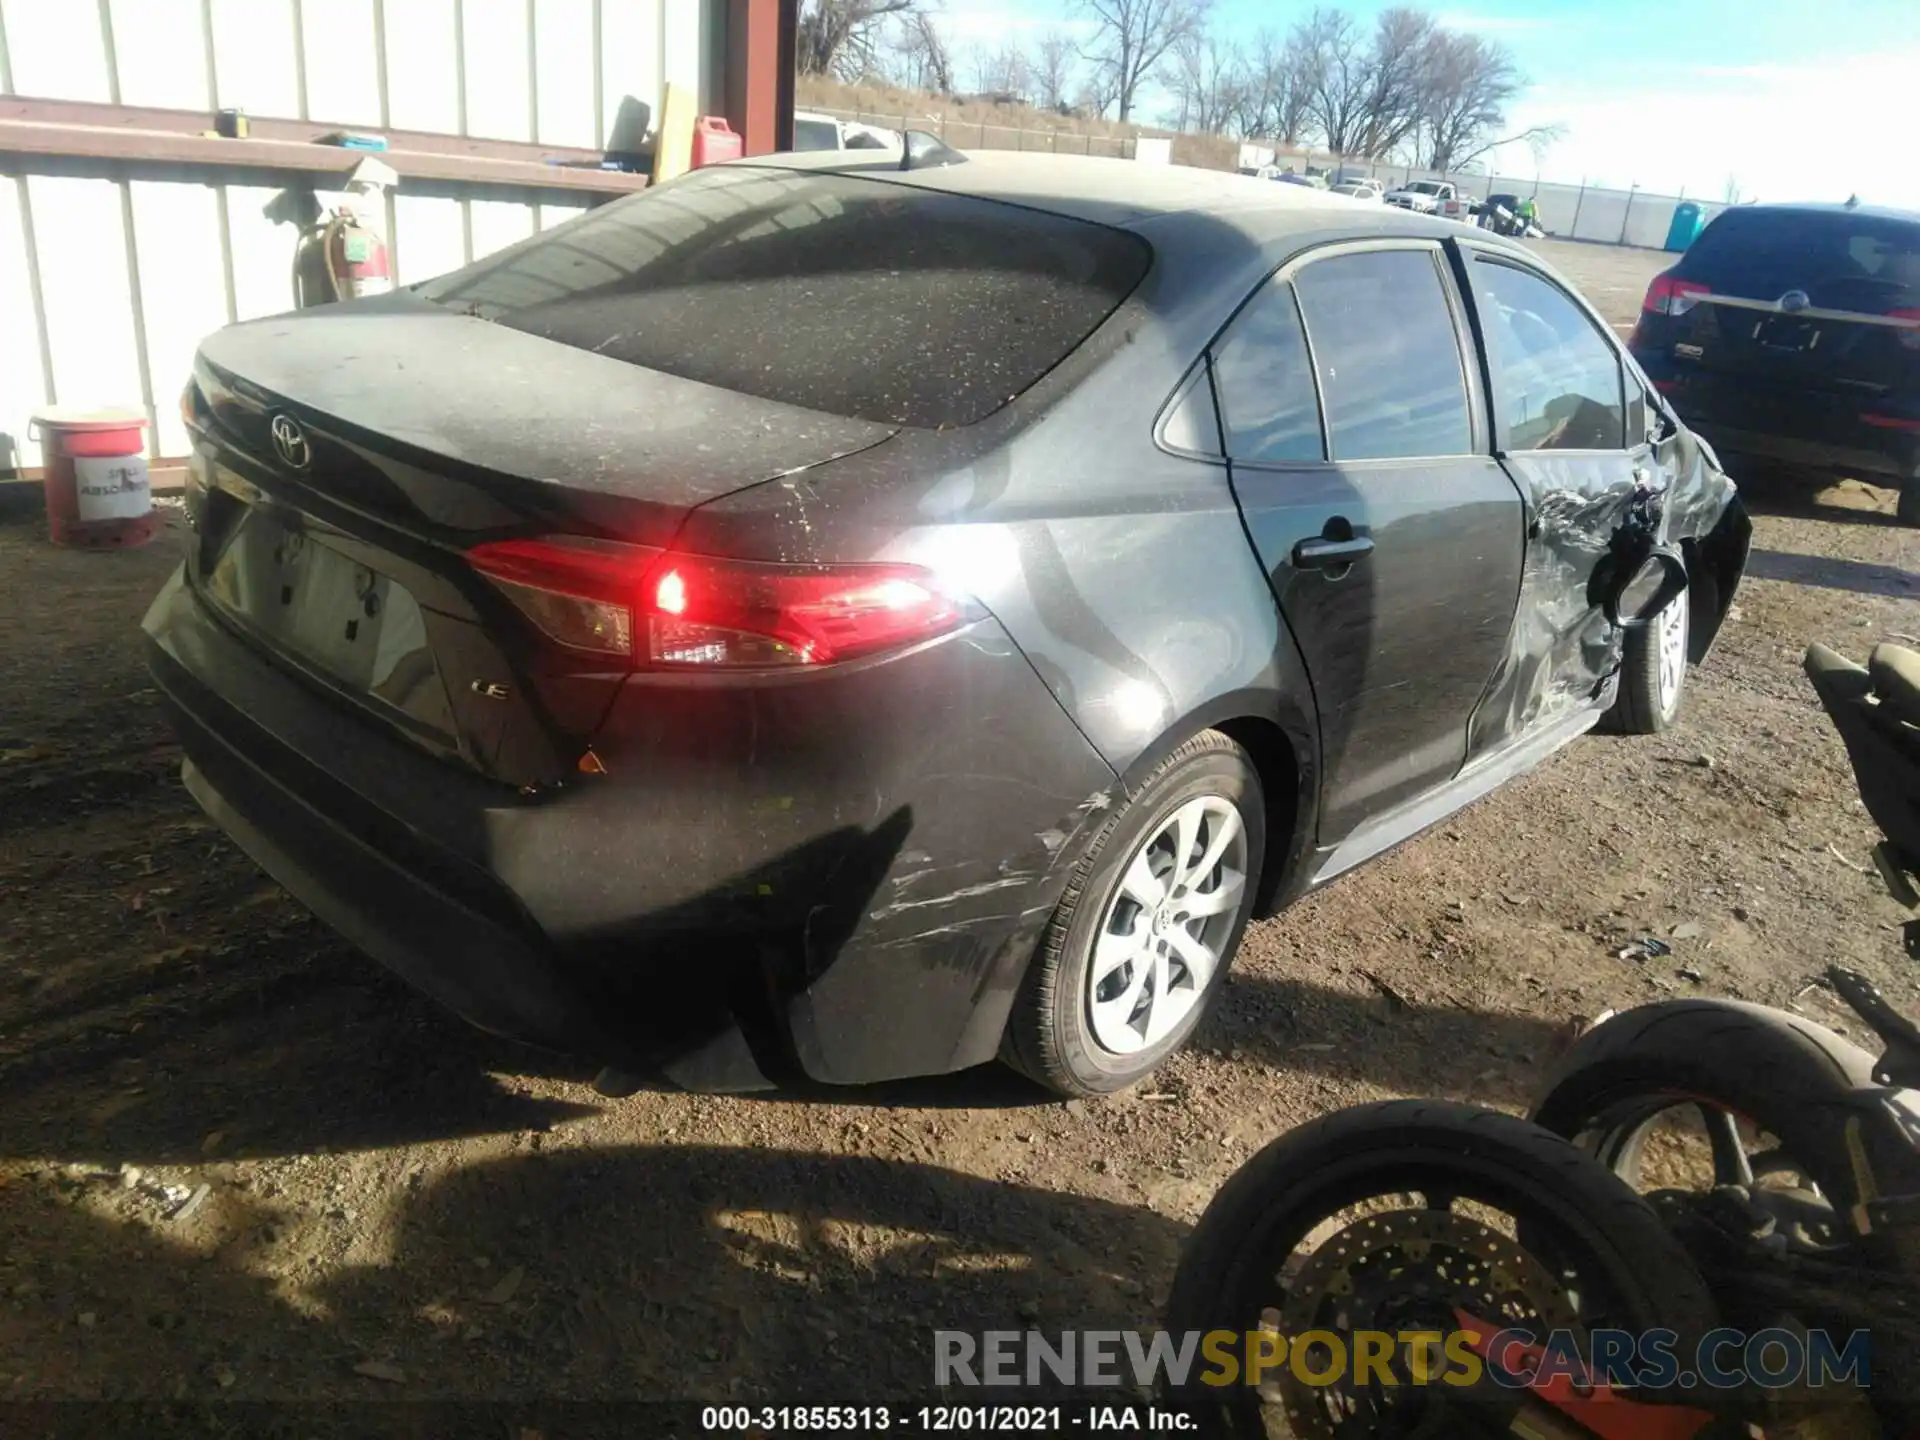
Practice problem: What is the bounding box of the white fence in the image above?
[0,0,715,468]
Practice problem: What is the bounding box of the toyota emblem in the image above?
[270,414,311,470]
[1779,289,1811,314]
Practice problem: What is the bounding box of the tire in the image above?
[1605,581,1690,734]
[1163,1100,1722,1433]
[1530,999,1919,1248]
[1001,729,1264,1098]
[1898,474,1920,527]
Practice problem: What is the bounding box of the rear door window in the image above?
[1292,249,1473,461]
[1210,280,1324,464]
[1471,259,1626,452]
[415,166,1151,429]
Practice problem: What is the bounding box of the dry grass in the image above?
[797,75,1239,172]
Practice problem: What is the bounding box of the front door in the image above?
[1452,243,1660,760]
[1211,242,1526,845]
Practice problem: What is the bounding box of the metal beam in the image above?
[723,0,794,157]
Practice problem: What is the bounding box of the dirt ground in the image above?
[3,240,1918,1424]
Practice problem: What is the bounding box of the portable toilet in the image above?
[1665,201,1705,252]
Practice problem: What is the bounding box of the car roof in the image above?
[1722,201,1920,225]
[734,149,1472,250]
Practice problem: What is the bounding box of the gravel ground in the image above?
[3,240,1918,1420]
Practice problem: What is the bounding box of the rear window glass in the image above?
[1210,280,1323,464]
[1682,209,1920,305]
[414,166,1151,429]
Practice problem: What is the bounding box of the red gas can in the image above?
[690,116,744,169]
[29,408,157,549]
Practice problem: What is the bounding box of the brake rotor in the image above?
[1262,1206,1582,1439]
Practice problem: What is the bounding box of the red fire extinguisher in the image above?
[294,205,392,307]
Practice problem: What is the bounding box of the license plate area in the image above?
[1752,315,1822,353]
[202,502,456,738]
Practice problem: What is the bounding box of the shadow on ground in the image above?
[1197,972,1569,1112]
[1744,548,1919,601]
[0,1141,1176,1423]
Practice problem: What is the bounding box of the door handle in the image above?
[1293,535,1375,570]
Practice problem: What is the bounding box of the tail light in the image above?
[1644,273,1711,317]
[1892,308,1920,352]
[467,536,969,670]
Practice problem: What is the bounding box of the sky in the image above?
[933,0,1920,207]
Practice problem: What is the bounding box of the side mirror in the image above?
[1609,547,1688,628]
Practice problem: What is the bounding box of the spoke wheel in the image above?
[1087,795,1249,1056]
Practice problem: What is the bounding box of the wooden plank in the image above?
[652,80,694,185]
[0,117,647,198]
[0,94,611,166]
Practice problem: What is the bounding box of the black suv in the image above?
[1629,202,1920,521]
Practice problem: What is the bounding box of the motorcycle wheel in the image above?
[1530,999,1906,1255]
[1163,1100,1722,1438]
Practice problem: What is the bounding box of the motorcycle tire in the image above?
[1531,999,1916,1252]
[1164,1099,1722,1436]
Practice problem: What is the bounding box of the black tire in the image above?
[1898,473,1920,527]
[1164,1100,1722,1433]
[1001,729,1264,1098]
[1604,582,1690,734]
[1530,999,1919,1249]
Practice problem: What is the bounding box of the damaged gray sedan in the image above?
[146,153,1747,1102]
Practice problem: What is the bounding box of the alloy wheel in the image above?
[1086,795,1249,1056]
[1655,591,1690,718]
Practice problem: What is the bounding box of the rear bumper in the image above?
[143,567,1115,1088]
[1633,348,1917,482]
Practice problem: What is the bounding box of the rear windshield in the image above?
[414,165,1152,429]
[1680,208,1920,305]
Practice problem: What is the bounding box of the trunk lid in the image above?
[186,298,897,787]
[1666,206,1919,403]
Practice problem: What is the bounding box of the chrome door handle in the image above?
[1293,536,1375,569]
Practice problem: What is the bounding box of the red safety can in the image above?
[29,408,158,549]
[690,116,744,169]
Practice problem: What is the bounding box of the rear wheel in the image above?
[1606,583,1690,734]
[1897,473,1920,527]
[1002,730,1264,1098]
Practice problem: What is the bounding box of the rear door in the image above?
[1211,241,1525,844]
[1659,208,1920,430]
[1454,244,1650,755]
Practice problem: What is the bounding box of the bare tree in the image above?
[798,0,919,79]
[1416,29,1521,170]
[1167,31,1245,136]
[1235,25,1313,143]
[1295,8,1367,155]
[986,38,1030,100]
[1033,28,1077,112]
[1077,0,1210,123]
[1348,8,1436,158]
[888,10,954,94]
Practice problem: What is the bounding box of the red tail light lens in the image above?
[1644,273,1711,316]
[1892,307,1920,352]
[468,537,968,669]
[468,536,655,657]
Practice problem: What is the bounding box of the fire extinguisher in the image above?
[278,156,398,309]
[293,206,392,306]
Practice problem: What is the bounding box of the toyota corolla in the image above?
[144,151,1749,1097]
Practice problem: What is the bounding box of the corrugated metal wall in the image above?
[0,0,714,467]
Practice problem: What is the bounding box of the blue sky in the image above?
[937,0,1920,206]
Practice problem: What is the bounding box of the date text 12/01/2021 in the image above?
[699,1405,1195,1432]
